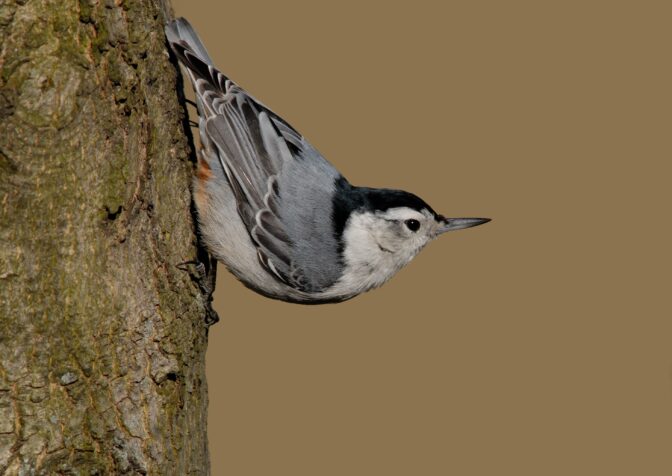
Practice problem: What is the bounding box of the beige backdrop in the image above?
[172,1,671,474]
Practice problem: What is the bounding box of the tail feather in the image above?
[165,17,213,65]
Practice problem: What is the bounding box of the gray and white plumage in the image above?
[166,18,490,304]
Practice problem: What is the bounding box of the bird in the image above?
[165,18,490,304]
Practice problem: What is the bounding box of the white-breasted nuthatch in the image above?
[166,18,490,304]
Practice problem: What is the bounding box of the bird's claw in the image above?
[177,255,219,327]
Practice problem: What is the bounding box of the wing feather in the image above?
[166,18,343,293]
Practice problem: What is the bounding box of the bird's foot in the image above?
[177,256,219,327]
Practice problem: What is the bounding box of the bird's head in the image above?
[354,205,489,264]
[337,187,490,291]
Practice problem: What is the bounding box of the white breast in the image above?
[198,180,423,303]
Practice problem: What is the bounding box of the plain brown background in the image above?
[172,1,671,474]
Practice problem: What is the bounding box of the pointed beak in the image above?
[436,217,491,235]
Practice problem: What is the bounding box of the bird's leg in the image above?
[200,256,219,327]
[177,254,219,327]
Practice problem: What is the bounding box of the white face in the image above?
[331,207,441,297]
[367,207,439,257]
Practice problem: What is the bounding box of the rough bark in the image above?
[0,0,212,474]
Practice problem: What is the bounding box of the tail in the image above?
[165,17,237,200]
[165,17,213,65]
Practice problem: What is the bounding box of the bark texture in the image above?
[0,0,211,474]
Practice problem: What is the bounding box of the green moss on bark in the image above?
[0,0,212,474]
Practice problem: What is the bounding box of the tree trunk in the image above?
[0,0,212,474]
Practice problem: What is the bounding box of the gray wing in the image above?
[166,19,343,292]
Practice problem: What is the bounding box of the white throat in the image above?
[325,212,424,298]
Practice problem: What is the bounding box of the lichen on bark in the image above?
[0,0,211,474]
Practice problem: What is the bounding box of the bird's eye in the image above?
[405,219,420,232]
